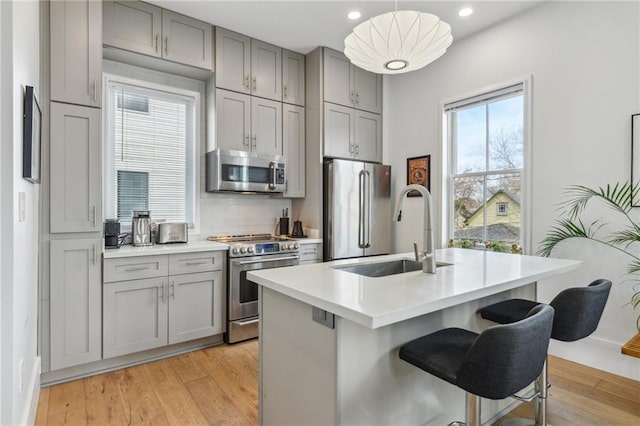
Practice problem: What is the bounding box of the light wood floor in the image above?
[36,341,640,425]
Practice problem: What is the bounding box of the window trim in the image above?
[441,76,532,252]
[103,71,202,235]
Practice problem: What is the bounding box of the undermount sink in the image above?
[333,259,452,278]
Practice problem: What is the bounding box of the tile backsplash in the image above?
[197,192,293,239]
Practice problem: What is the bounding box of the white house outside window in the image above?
[446,82,526,247]
[104,76,199,229]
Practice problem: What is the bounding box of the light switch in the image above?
[18,192,26,222]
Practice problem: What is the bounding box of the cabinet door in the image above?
[282,50,305,106]
[282,104,305,198]
[168,271,223,344]
[50,103,102,233]
[323,48,354,108]
[252,97,283,156]
[103,277,168,358]
[216,89,251,151]
[354,67,382,114]
[103,1,161,58]
[251,39,282,101]
[162,10,213,70]
[50,238,102,370]
[50,0,102,107]
[215,28,251,94]
[355,110,382,163]
[324,102,354,159]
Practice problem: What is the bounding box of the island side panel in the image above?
[336,285,535,425]
[260,287,338,425]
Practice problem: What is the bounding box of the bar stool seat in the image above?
[478,279,612,425]
[400,304,555,426]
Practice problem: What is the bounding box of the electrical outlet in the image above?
[18,192,26,222]
[18,358,24,392]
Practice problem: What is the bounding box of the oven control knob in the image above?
[293,243,299,249]
[287,243,294,250]
[247,247,254,253]
[240,247,247,254]
[232,248,239,254]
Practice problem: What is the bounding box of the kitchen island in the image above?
[248,248,581,425]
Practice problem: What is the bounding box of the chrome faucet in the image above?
[393,184,436,274]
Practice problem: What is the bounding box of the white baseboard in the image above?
[549,336,640,380]
[19,356,41,426]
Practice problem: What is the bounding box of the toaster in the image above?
[156,222,188,244]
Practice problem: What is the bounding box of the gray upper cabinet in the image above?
[103,1,213,70]
[252,97,283,156]
[215,27,282,102]
[103,0,161,57]
[282,50,305,106]
[323,48,382,114]
[216,89,251,152]
[215,27,251,94]
[50,238,102,370]
[324,103,355,160]
[282,104,305,198]
[50,103,102,233]
[354,110,383,163]
[50,0,102,107]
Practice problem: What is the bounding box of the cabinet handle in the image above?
[160,282,165,302]
[124,266,150,272]
[351,90,355,105]
[169,281,175,299]
[252,134,257,149]
[355,90,359,106]
[245,74,250,90]
[185,261,207,266]
[164,36,168,55]
[92,244,97,265]
[355,144,360,156]
[283,85,288,99]
[155,34,159,53]
[244,134,250,147]
[252,76,257,91]
[92,80,97,102]
[92,205,96,227]
[348,144,353,154]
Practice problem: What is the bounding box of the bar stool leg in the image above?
[466,392,481,426]
[534,359,549,426]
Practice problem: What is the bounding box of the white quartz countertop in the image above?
[103,240,229,258]
[248,248,581,329]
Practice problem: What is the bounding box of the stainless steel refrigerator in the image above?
[324,159,391,261]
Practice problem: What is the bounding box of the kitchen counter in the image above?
[103,240,228,258]
[248,248,581,329]
[252,249,581,425]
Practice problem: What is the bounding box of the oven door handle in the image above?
[232,318,260,326]
[235,255,300,266]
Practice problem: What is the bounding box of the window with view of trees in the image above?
[446,83,525,247]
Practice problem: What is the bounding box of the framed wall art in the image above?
[23,85,41,183]
[407,155,431,197]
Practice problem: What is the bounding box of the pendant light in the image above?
[344,0,453,74]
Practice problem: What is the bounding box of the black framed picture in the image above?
[23,85,41,183]
[407,155,431,197]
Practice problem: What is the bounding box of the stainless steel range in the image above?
[209,234,300,343]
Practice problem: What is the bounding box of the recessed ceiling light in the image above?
[458,7,473,17]
[348,11,361,20]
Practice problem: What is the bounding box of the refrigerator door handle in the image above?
[358,169,366,248]
[364,170,372,248]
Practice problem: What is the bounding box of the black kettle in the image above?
[292,220,304,237]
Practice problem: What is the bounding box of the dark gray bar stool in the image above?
[399,304,555,426]
[478,278,612,425]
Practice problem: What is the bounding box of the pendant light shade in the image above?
[344,10,453,74]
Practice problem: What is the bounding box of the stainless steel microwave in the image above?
[206,149,286,193]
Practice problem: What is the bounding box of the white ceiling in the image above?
[150,1,544,55]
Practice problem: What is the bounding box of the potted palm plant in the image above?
[538,182,640,331]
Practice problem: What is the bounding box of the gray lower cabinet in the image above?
[103,251,224,358]
[50,238,102,370]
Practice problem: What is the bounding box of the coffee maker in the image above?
[104,219,121,249]
[132,210,152,246]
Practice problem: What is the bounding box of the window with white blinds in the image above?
[105,77,198,228]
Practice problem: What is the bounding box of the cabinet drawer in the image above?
[104,256,168,283]
[299,244,322,263]
[169,251,224,275]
